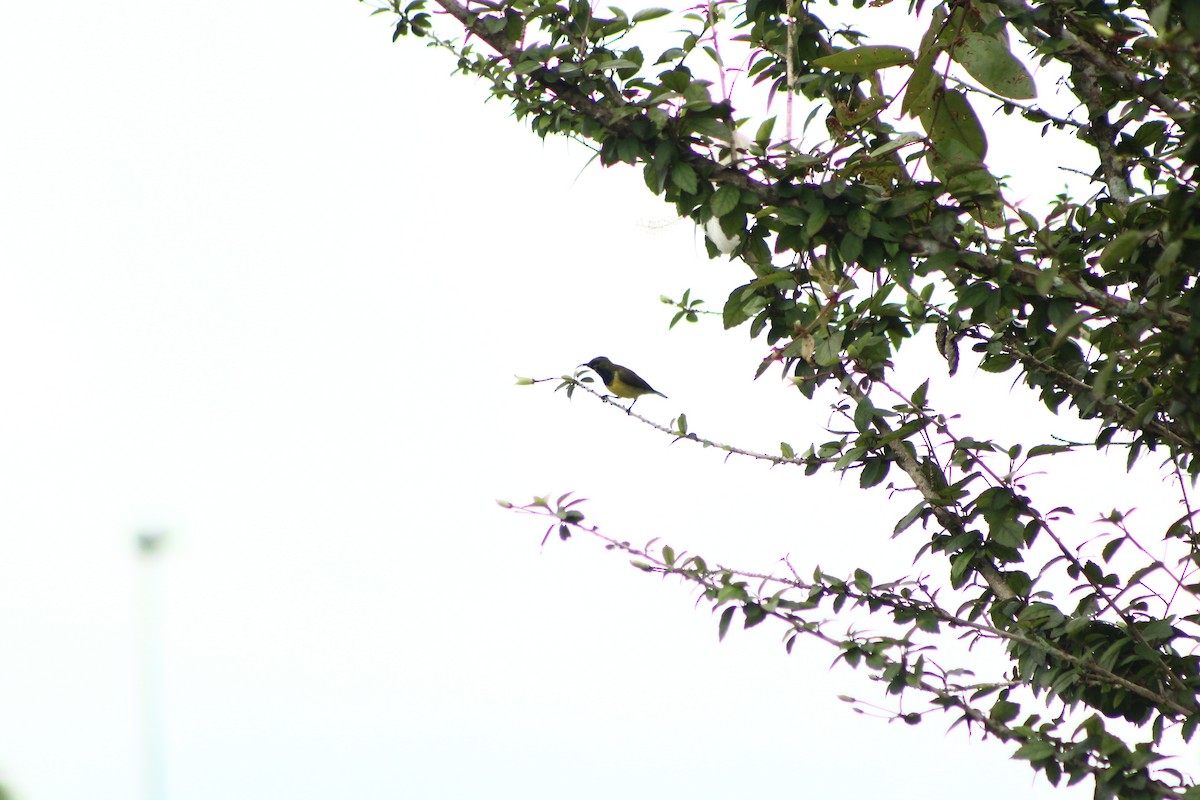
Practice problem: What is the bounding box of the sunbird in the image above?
[581,356,667,411]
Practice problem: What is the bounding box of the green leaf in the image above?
[597,58,639,72]
[990,699,1021,723]
[854,396,876,432]
[1013,740,1056,761]
[1051,311,1090,351]
[920,88,987,160]
[1156,239,1183,274]
[954,33,1036,100]
[869,132,926,158]
[1132,120,1168,148]
[989,518,1025,548]
[710,184,740,217]
[894,501,928,535]
[859,457,891,488]
[1099,230,1147,270]
[813,45,914,72]
[979,354,1016,373]
[1027,444,1070,458]
[834,445,867,472]
[671,161,699,193]
[718,606,735,641]
[748,271,798,290]
[754,116,776,147]
[957,281,995,309]
[949,551,976,586]
[902,48,940,119]
[632,6,671,22]
[722,284,767,329]
[655,47,686,64]
[808,205,830,235]
[853,568,873,591]
[814,329,844,367]
[847,208,872,237]
[839,232,863,264]
[683,115,735,142]
[912,379,929,408]
[1034,263,1059,296]
[878,418,930,444]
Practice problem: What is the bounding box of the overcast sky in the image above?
[0,3,1187,800]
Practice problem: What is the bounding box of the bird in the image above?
[580,356,667,411]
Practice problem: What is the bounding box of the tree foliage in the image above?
[375,0,1200,795]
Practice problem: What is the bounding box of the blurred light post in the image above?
[136,531,168,800]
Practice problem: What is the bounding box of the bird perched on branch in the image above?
[581,356,667,411]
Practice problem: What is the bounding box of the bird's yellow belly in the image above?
[608,377,650,398]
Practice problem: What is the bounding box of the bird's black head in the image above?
[583,356,613,370]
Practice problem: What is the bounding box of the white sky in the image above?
[0,3,1185,799]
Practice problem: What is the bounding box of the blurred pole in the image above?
[137,531,168,800]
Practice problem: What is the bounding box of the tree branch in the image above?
[990,0,1192,126]
[1070,61,1133,204]
[432,0,1192,342]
